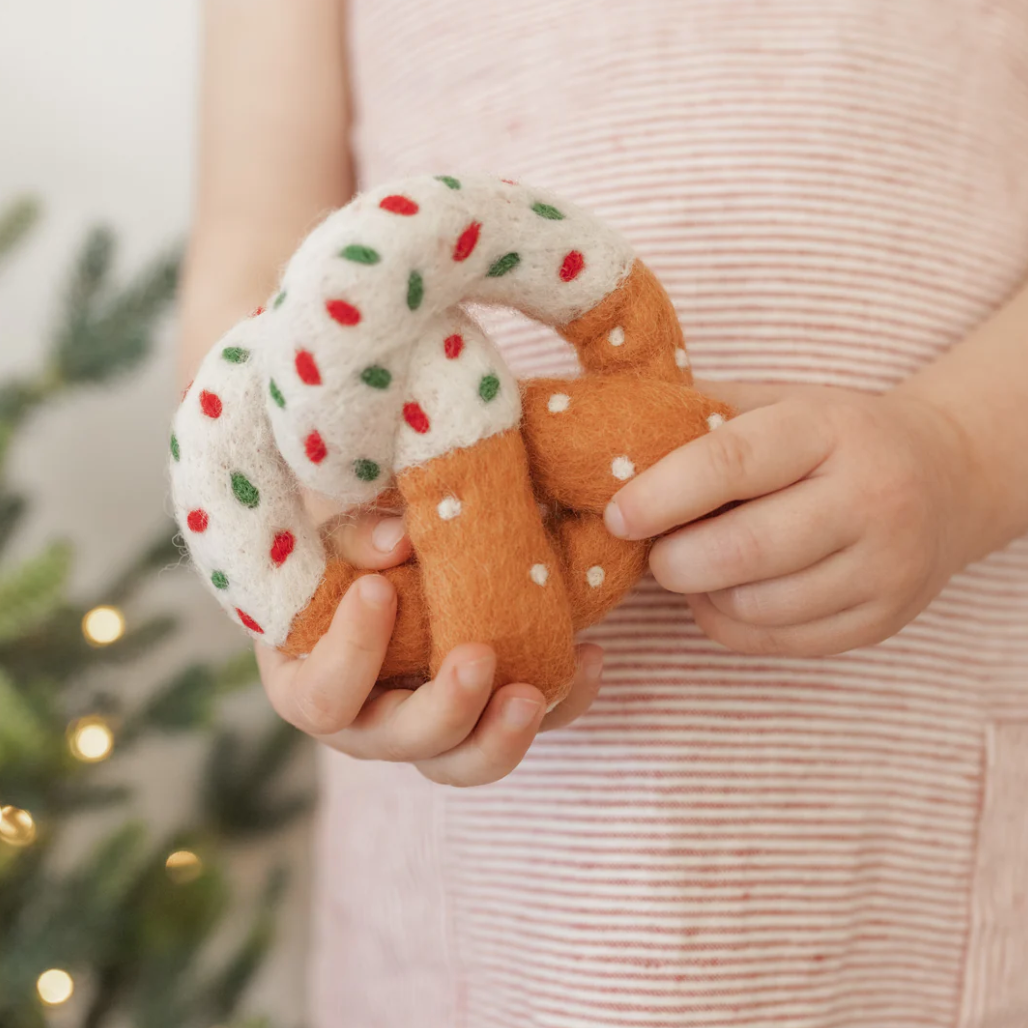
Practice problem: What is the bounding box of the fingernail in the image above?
[456,655,494,692]
[582,650,604,682]
[502,696,542,730]
[372,517,406,553]
[357,574,394,609]
[604,500,628,539]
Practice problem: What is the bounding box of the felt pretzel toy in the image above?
[170,175,731,706]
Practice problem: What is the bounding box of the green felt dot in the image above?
[269,379,286,408]
[273,290,287,309]
[211,570,229,590]
[479,374,500,402]
[221,346,250,363]
[407,270,424,311]
[353,458,380,482]
[436,175,461,190]
[170,433,180,462]
[487,252,520,278]
[231,472,260,509]
[360,365,392,389]
[531,202,565,220]
[341,244,381,265]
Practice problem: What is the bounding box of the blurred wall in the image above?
[0,2,312,1021]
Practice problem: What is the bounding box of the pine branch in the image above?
[0,196,41,268]
[0,491,27,557]
[53,241,179,385]
[0,541,72,643]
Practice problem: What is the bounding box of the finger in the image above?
[541,644,604,732]
[324,644,497,762]
[415,683,546,787]
[648,479,856,594]
[605,399,833,540]
[687,591,879,658]
[703,549,868,628]
[692,378,828,413]
[324,513,412,570]
[256,574,397,735]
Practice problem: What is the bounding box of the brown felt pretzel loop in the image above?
[283,261,733,706]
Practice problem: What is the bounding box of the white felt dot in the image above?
[530,563,549,586]
[437,496,462,520]
[611,455,635,480]
[586,565,606,588]
[707,413,725,430]
[547,393,571,413]
[675,348,690,369]
[608,326,625,347]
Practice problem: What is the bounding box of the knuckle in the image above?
[296,689,358,737]
[705,428,756,485]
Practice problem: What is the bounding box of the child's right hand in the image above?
[254,514,605,786]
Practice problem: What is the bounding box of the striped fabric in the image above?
[311,2,1028,1025]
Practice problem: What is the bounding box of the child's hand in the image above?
[255,514,604,786]
[604,381,981,657]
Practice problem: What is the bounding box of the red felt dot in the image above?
[403,401,431,434]
[452,221,481,262]
[559,250,585,282]
[270,530,295,566]
[200,390,223,418]
[379,194,419,216]
[444,333,464,359]
[325,299,361,326]
[236,608,264,634]
[186,509,209,533]
[250,305,265,317]
[501,178,518,185]
[305,430,328,463]
[294,349,322,385]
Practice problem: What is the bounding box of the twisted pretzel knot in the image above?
[170,176,731,705]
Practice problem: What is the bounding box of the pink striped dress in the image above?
[311,2,1028,1025]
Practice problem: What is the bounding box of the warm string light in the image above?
[67,716,114,763]
[0,805,37,848]
[81,605,125,646]
[36,968,74,1006]
[165,849,203,884]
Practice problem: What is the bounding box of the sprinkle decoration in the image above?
[211,570,228,590]
[269,379,286,408]
[170,434,180,461]
[436,175,461,190]
[341,244,381,264]
[231,472,260,508]
[403,402,431,434]
[487,252,520,278]
[186,509,209,533]
[379,195,419,216]
[360,365,392,389]
[250,306,265,317]
[479,374,500,402]
[273,291,286,309]
[560,250,585,282]
[453,222,481,262]
[325,299,361,326]
[236,608,263,633]
[444,334,464,359]
[353,458,380,482]
[305,430,328,464]
[199,390,223,419]
[407,270,424,311]
[532,202,565,220]
[295,350,322,385]
[222,346,250,363]
[270,530,295,566]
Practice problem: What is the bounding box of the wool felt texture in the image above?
[169,174,733,703]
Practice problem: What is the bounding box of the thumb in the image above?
[693,377,815,414]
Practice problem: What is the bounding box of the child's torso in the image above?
[312,3,1028,1025]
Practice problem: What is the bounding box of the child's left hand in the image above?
[603,380,983,657]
